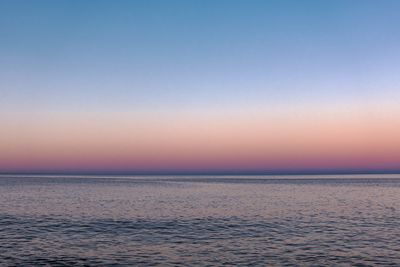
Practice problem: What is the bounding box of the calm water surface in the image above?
[1,174,400,266]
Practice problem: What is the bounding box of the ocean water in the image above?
[1,174,400,266]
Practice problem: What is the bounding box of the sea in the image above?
[0,174,399,266]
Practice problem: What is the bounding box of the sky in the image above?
[1,0,400,174]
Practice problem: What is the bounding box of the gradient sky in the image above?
[1,0,400,173]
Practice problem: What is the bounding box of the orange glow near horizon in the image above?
[1,103,400,173]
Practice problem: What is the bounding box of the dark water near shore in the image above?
[1,174,400,266]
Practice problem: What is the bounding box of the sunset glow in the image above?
[1,0,400,173]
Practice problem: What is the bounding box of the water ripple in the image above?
[1,175,400,266]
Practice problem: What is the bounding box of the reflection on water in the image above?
[1,175,400,266]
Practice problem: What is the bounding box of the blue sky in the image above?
[1,0,400,113]
[1,1,400,173]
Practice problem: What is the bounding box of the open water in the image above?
[0,174,400,266]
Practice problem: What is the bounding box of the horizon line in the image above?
[1,169,400,176]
